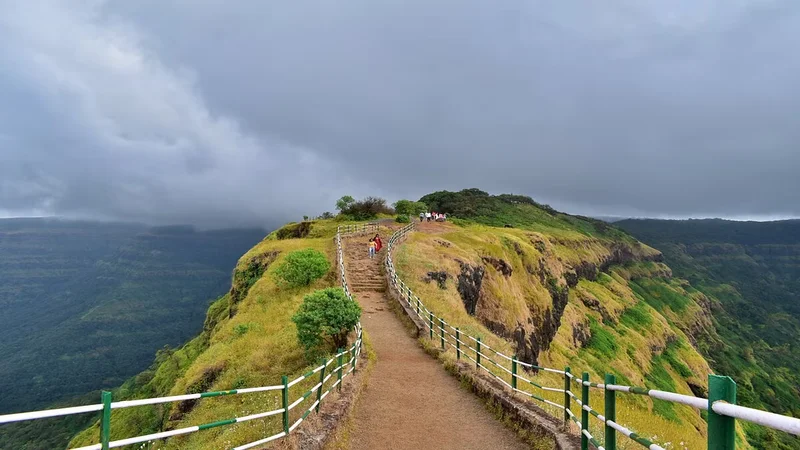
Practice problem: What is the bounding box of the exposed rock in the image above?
[276,221,312,240]
[532,239,547,253]
[572,321,591,348]
[423,271,449,289]
[456,260,485,315]
[564,270,578,288]
[579,293,614,324]
[171,363,225,421]
[512,241,524,256]
[481,256,513,277]
[229,250,280,317]
[504,224,514,228]
[572,261,599,281]
[435,239,452,248]
[688,382,707,398]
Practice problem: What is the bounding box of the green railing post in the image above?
[476,337,482,369]
[511,357,518,390]
[439,318,445,349]
[429,312,434,339]
[604,374,616,450]
[708,374,737,450]
[316,358,326,413]
[581,372,589,450]
[337,348,344,392]
[351,345,357,373]
[100,391,111,450]
[416,298,420,314]
[564,367,571,426]
[281,375,289,434]
[456,328,461,360]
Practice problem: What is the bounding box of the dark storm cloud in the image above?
[1,0,799,226]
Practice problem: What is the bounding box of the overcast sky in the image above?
[1,1,799,227]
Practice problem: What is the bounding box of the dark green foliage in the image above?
[340,196,393,220]
[629,279,692,313]
[274,249,330,287]
[393,199,428,216]
[419,189,634,240]
[395,214,410,223]
[618,301,653,331]
[587,317,618,359]
[0,220,265,449]
[292,288,362,357]
[335,195,355,212]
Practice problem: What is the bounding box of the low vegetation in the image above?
[274,248,330,287]
[293,287,362,359]
[336,195,394,220]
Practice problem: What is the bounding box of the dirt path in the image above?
[343,234,528,450]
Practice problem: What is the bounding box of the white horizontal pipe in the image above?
[713,401,800,436]
[237,408,284,423]
[1,403,103,424]
[236,385,285,394]
[108,425,199,448]
[648,389,708,410]
[233,431,287,450]
[111,394,200,409]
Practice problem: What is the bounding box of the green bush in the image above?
[395,214,410,223]
[274,249,330,287]
[393,199,427,216]
[292,288,362,357]
[341,196,393,220]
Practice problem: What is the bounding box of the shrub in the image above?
[335,195,355,212]
[395,214,410,223]
[274,249,330,287]
[292,288,362,357]
[393,199,428,216]
[341,196,393,220]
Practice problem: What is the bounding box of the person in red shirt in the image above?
[373,234,383,252]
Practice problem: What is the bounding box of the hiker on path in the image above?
[368,238,376,259]
[419,212,425,222]
[373,234,383,252]
[426,212,432,222]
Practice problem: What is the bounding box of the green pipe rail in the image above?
[385,222,800,449]
[0,225,370,450]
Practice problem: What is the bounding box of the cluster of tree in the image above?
[335,195,394,220]
[272,248,361,359]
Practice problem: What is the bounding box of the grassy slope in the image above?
[617,219,800,449]
[68,219,362,449]
[398,190,767,449]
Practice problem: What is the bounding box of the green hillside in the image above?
[617,218,800,449]
[67,219,360,449]
[0,219,266,449]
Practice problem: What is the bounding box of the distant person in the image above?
[374,234,383,252]
[419,212,425,222]
[368,238,376,259]
[426,212,432,222]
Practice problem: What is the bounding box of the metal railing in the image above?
[384,222,800,450]
[0,227,366,450]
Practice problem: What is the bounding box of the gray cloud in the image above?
[1,0,799,227]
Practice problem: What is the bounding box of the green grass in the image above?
[587,317,618,359]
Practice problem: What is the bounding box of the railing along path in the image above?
[0,223,376,450]
[384,222,800,450]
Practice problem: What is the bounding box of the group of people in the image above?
[419,211,446,222]
[368,233,382,259]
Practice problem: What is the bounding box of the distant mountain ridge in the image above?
[0,218,266,449]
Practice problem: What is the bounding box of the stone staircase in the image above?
[343,235,386,293]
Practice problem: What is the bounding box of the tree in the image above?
[393,199,427,216]
[341,196,393,220]
[335,195,355,212]
[274,249,330,287]
[292,288,362,357]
